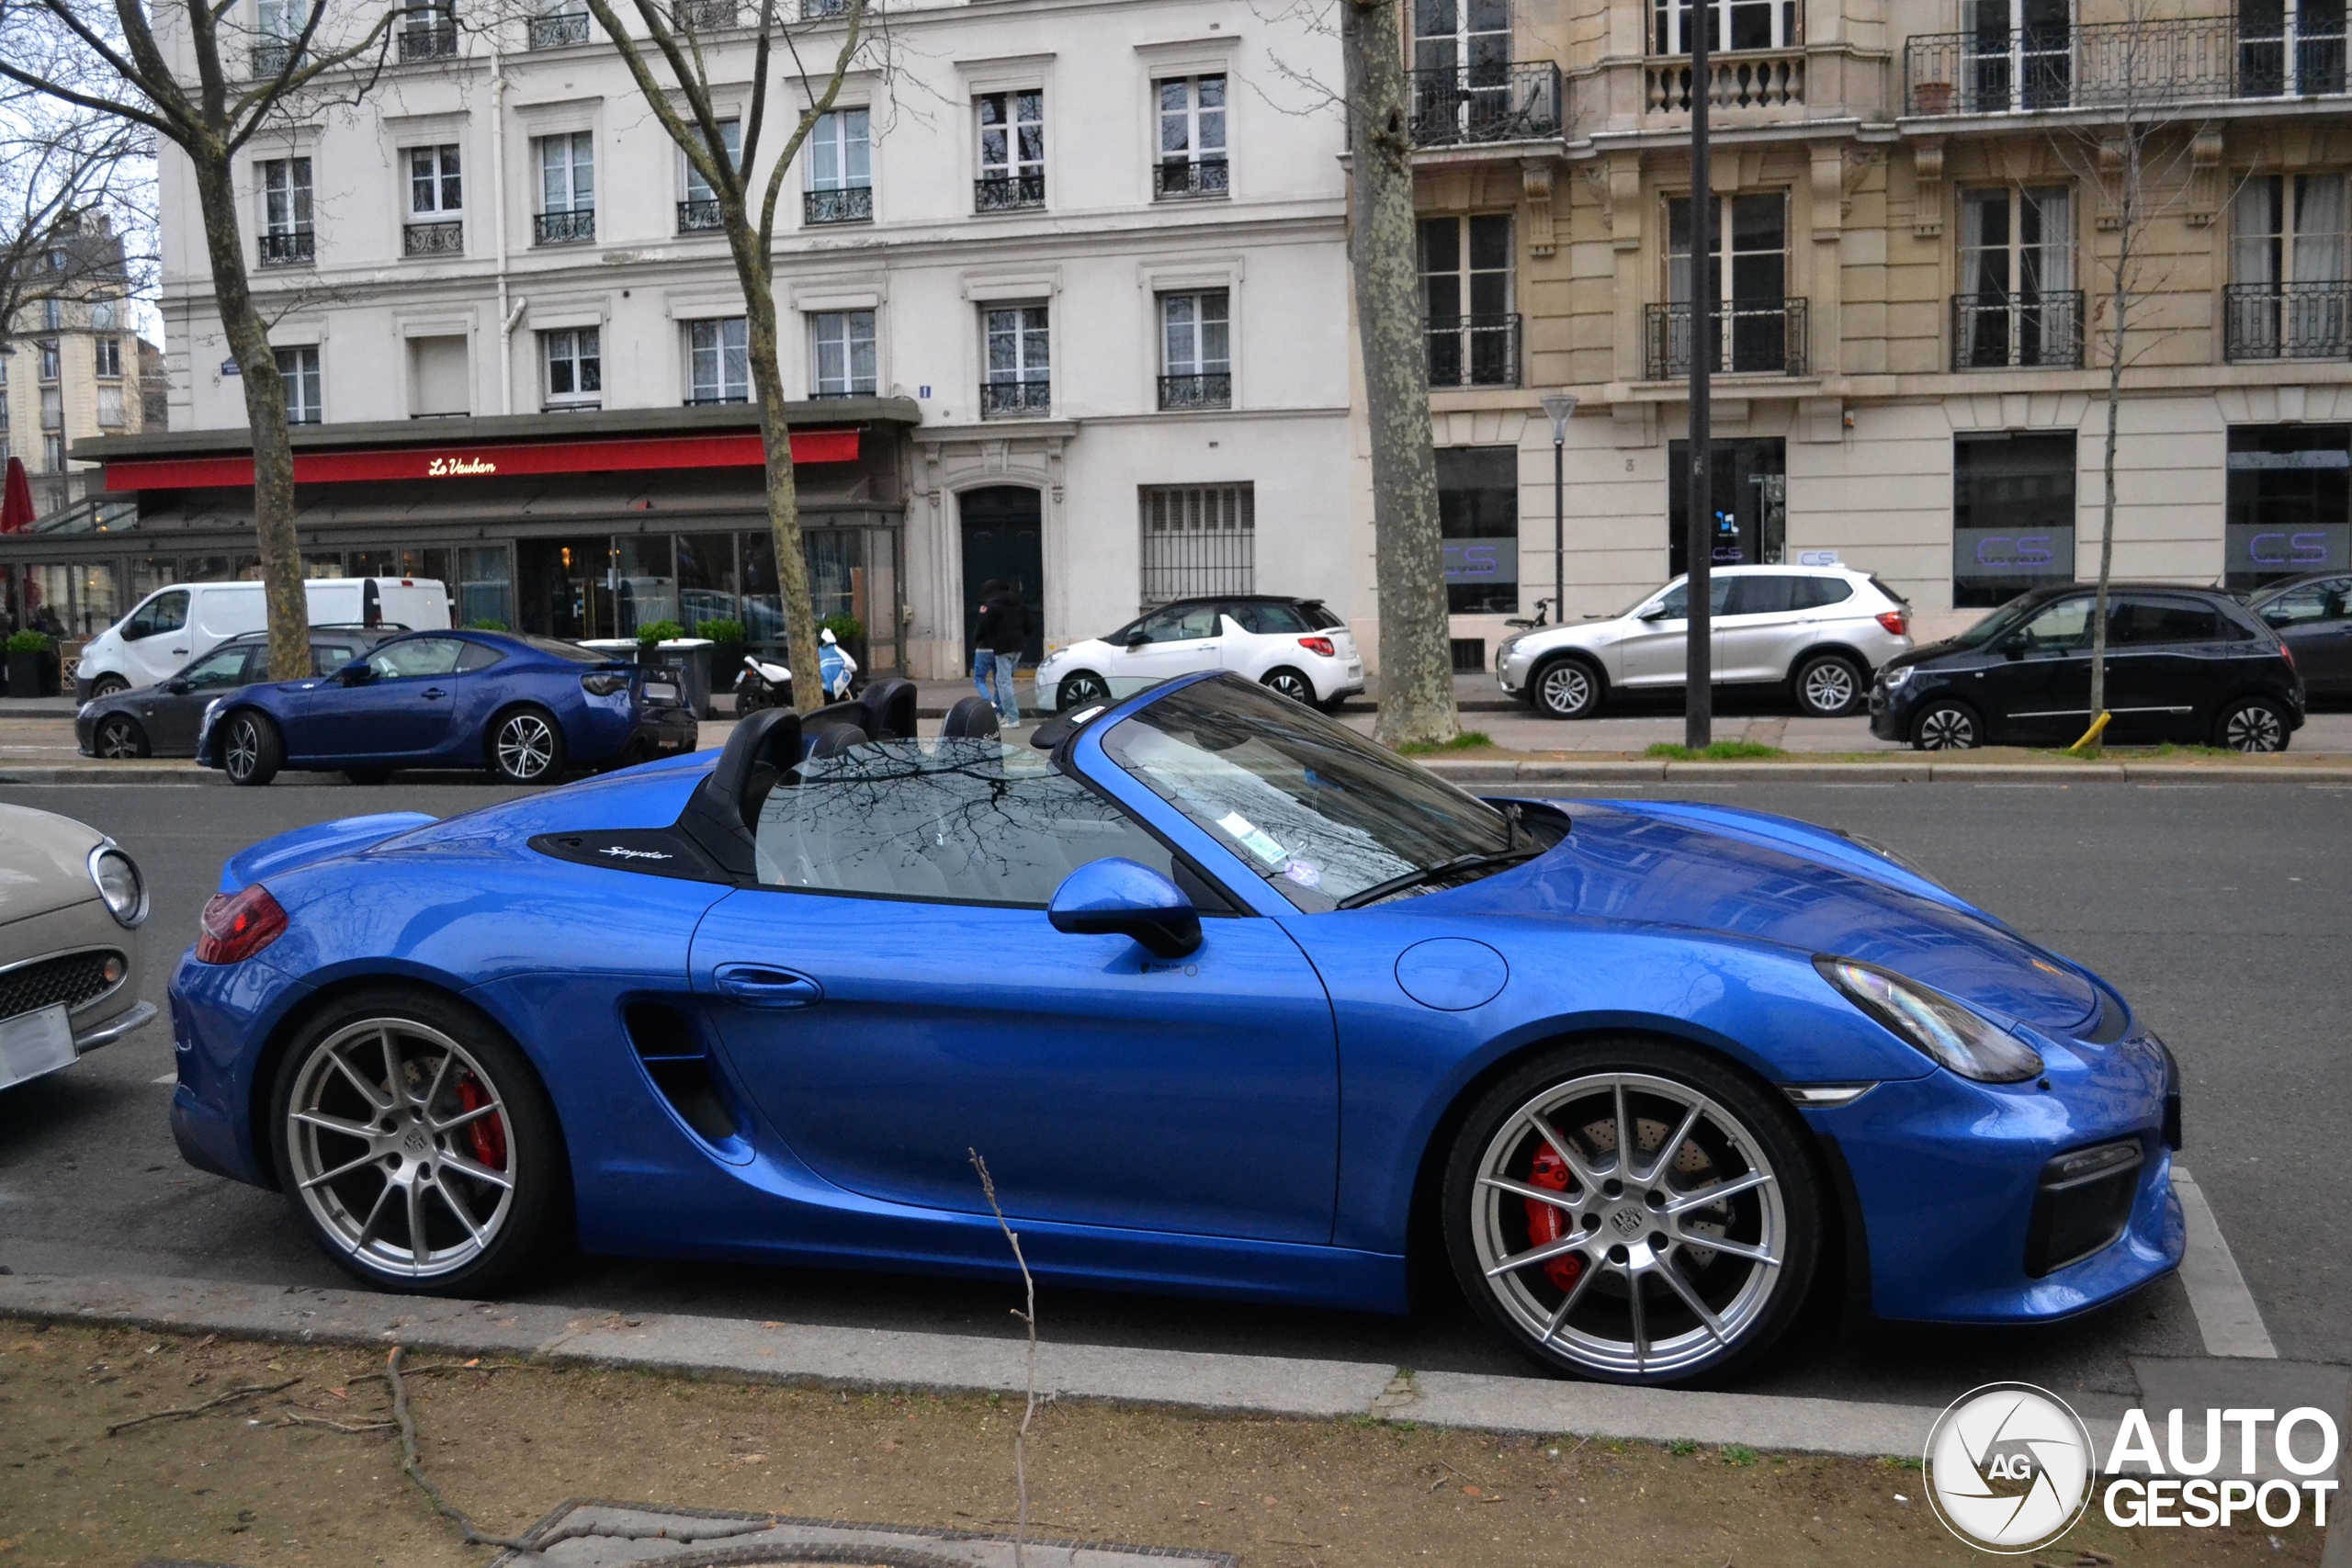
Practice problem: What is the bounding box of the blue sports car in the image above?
[165,672,2183,1385]
[195,629,699,786]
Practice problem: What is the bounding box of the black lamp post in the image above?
[1540,393,1577,626]
[1686,0,1714,750]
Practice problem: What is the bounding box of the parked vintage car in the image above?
[0,804,153,1092]
[77,629,398,760]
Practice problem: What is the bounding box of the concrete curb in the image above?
[1420,759,2352,785]
[0,1270,1948,1458]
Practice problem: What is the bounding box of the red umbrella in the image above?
[0,456,33,534]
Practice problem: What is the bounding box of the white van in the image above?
[74,578,452,700]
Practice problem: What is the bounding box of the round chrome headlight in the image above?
[88,843,149,929]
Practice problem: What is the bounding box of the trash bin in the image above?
[653,638,716,718]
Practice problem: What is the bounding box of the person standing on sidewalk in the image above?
[972,579,1028,728]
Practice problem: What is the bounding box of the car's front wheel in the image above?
[1442,1039,1821,1385]
[489,705,566,784]
[2214,695,2290,753]
[1532,657,1603,719]
[1910,699,1982,750]
[93,715,149,759]
[88,674,130,700]
[221,710,282,785]
[1056,671,1111,711]
[1792,653,1866,718]
[1261,667,1317,705]
[269,988,565,1296]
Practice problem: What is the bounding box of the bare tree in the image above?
[0,103,149,364]
[578,0,876,710]
[0,0,397,677]
[1339,0,1456,747]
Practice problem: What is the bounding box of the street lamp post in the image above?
[1539,394,1577,626]
[1686,0,1714,750]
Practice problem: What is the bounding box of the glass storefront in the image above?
[1668,438,1786,574]
[2226,424,2352,591]
[1952,433,2077,607]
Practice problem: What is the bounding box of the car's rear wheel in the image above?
[1532,657,1603,720]
[269,989,565,1296]
[222,710,282,785]
[1056,671,1110,711]
[1442,1039,1821,1385]
[88,674,130,700]
[1910,699,1982,751]
[1261,667,1317,705]
[1792,653,1865,718]
[94,715,149,760]
[489,705,565,784]
[2214,695,2290,753]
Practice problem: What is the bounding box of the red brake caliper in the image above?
[1523,1146,1585,1293]
[457,1076,507,1171]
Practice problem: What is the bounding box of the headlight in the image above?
[1815,956,2043,1083]
[1881,665,1916,693]
[87,843,148,929]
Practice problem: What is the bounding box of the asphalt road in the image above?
[1,776,2344,1412]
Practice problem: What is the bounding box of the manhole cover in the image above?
[491,1501,1241,1568]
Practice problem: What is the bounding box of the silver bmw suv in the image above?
[1496,566,1914,719]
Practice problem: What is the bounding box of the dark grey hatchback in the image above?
[1870,584,2305,751]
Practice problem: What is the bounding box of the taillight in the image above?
[197,885,288,964]
[2280,642,2298,672]
[1298,637,1337,658]
[1876,610,1908,637]
[582,671,631,696]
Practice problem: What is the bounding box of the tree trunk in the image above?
[190,152,308,680]
[1341,0,1456,748]
[737,246,822,711]
[2088,160,2132,727]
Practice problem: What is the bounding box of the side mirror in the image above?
[1048,858,1201,959]
[1125,630,1151,648]
[164,678,190,694]
[1997,633,2029,660]
[336,660,374,685]
[1638,606,1672,623]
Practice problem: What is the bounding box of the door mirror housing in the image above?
[1638,605,1672,623]
[335,660,374,685]
[1048,858,1201,959]
[1125,629,1151,648]
[163,678,191,694]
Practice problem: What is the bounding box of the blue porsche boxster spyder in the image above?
[165,671,2184,1385]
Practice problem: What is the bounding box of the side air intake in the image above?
[624,999,743,1152]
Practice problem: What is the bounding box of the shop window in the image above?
[675,532,739,629]
[616,535,678,637]
[1669,437,1785,573]
[1140,483,1254,606]
[1437,446,1519,614]
[1952,433,2076,607]
[2225,424,2351,591]
[458,545,513,628]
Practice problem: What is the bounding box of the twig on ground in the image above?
[387,1345,533,1551]
[969,1149,1038,1568]
[106,1376,300,1435]
[275,1411,396,1434]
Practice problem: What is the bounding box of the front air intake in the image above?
[624,999,740,1146]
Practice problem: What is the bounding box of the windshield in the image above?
[1098,675,1515,912]
[1949,593,2042,649]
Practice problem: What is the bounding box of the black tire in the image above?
[488,705,567,784]
[1442,1036,1823,1386]
[88,674,130,700]
[1261,667,1317,705]
[2213,694,2290,753]
[1532,656,1604,720]
[1910,699,1982,751]
[345,768,393,785]
[267,985,568,1297]
[93,714,149,760]
[1056,671,1111,711]
[1791,652,1866,718]
[221,709,282,786]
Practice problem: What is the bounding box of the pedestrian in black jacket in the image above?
[973,579,1027,726]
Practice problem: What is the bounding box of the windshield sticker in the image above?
[1283,861,1323,889]
[1216,810,1290,865]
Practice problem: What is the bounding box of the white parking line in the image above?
[151,1072,176,1085]
[2170,1168,2278,1359]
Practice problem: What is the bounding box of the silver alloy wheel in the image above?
[1800,660,1857,716]
[1468,1071,1787,1380]
[285,1017,516,1280]
[225,716,262,779]
[1916,705,1976,750]
[495,713,557,780]
[96,717,141,759]
[1264,670,1315,704]
[1539,662,1593,717]
[2222,702,2285,752]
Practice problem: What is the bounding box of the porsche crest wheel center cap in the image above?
[1608,1206,1646,1238]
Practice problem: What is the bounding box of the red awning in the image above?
[103,428,860,491]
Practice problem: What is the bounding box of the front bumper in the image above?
[74,710,96,756]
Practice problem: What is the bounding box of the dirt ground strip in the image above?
[0,1321,2325,1567]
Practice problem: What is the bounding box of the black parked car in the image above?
[76,628,396,759]
[1871,584,2304,752]
[2246,570,2352,702]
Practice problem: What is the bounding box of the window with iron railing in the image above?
[1954,186,2081,368]
[805,108,871,224]
[981,303,1049,417]
[256,158,313,266]
[976,91,1045,211]
[673,0,736,28]
[1655,192,1803,376]
[537,131,595,245]
[1407,62,1563,147]
[1156,75,1227,199]
[398,0,457,60]
[1139,484,1254,606]
[527,5,589,48]
[2229,173,2352,360]
[1419,213,1520,387]
[679,118,740,232]
[1159,290,1232,410]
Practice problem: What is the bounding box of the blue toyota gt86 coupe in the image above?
[194,629,699,786]
[166,672,2183,1385]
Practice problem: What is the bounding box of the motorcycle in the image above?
[734,654,794,713]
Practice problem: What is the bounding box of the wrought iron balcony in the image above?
[249,40,299,76]
[677,197,723,232]
[975,174,1046,212]
[673,0,736,28]
[526,10,590,48]
[1159,372,1233,411]
[1905,17,2352,115]
[1951,291,2085,369]
[1425,313,1521,389]
[257,229,315,267]
[2224,281,2352,360]
[1153,159,1229,199]
[397,21,458,60]
[1644,299,1809,378]
[1408,62,1563,147]
[804,186,873,224]
[979,378,1051,419]
[402,219,465,257]
[800,0,849,16]
[534,208,595,245]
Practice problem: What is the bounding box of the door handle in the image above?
[714,963,824,1008]
[422,686,448,700]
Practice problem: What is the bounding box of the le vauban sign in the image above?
[102,429,860,492]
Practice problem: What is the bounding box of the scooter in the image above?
[818,627,859,702]
[734,654,794,713]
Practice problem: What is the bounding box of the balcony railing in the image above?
[249,40,298,76]
[673,0,736,28]
[1951,292,2085,369]
[535,208,595,245]
[980,378,1051,419]
[677,197,722,231]
[2224,281,2352,360]
[975,174,1046,212]
[1159,372,1233,411]
[403,219,465,256]
[526,10,590,47]
[1644,299,1809,378]
[812,384,877,399]
[800,0,849,16]
[804,185,873,224]
[1425,313,1521,389]
[1906,17,2352,115]
[257,228,315,267]
[1154,158,1230,198]
[1407,62,1564,146]
[397,22,458,60]
[1645,47,1806,112]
